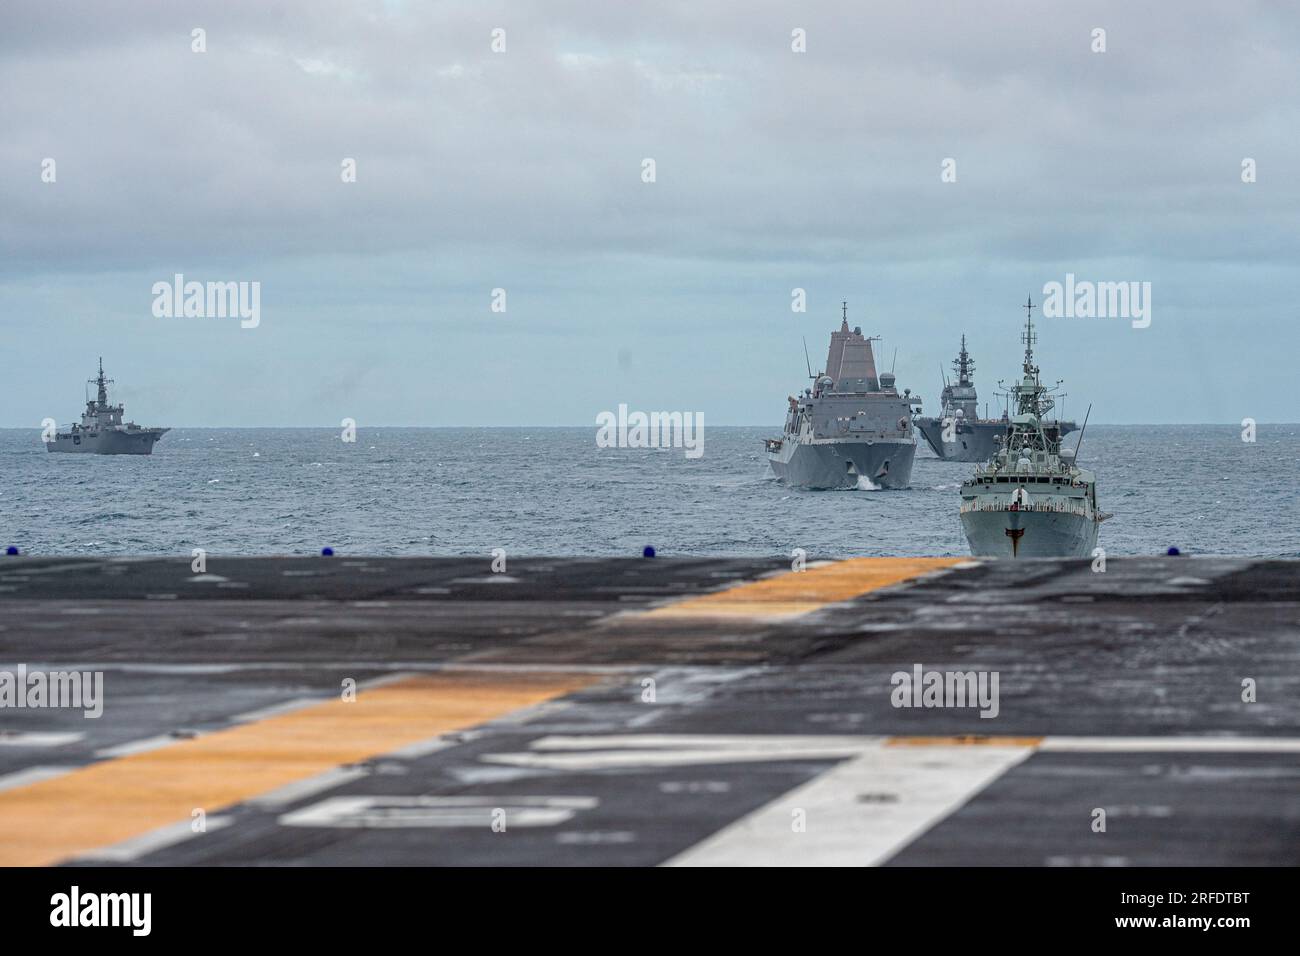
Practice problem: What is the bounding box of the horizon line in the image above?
[4,422,1297,430]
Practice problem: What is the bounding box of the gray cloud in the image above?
[1,1,1297,426]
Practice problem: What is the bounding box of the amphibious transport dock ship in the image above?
[916,335,1075,462]
[959,300,1106,558]
[765,304,921,489]
[47,358,169,455]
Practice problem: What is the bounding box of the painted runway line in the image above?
[0,671,594,866]
[75,816,234,863]
[668,743,1032,867]
[639,557,964,619]
[280,795,598,829]
[480,733,1300,866]
[0,732,84,747]
[1039,736,1300,752]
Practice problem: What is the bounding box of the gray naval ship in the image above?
[764,303,921,489]
[916,335,1076,462]
[47,358,169,455]
[959,299,1107,558]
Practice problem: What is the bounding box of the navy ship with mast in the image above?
[916,335,1076,462]
[959,299,1106,558]
[46,359,169,455]
[764,303,921,489]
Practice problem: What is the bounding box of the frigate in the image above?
[764,303,921,489]
[916,335,1075,462]
[46,358,169,455]
[958,299,1107,557]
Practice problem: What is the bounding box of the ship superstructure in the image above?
[958,299,1106,557]
[764,303,920,489]
[47,359,169,455]
[917,335,1075,462]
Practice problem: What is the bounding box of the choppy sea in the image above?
[2,425,1297,558]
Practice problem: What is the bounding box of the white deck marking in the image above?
[478,733,1300,866]
[482,734,874,771]
[384,736,457,759]
[666,743,1031,867]
[0,732,84,747]
[1039,736,1300,752]
[0,766,74,792]
[482,735,1027,866]
[229,698,321,724]
[246,766,370,808]
[95,734,192,758]
[75,816,233,862]
[280,795,598,828]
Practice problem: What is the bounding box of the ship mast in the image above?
[1021,297,1037,376]
[89,357,114,410]
[952,334,975,386]
[997,296,1056,460]
[1016,297,1045,419]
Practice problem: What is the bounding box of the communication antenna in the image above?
[891,348,898,374]
[802,336,813,379]
[1073,403,1093,457]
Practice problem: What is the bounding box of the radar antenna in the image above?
[952,334,975,385]
[87,357,114,409]
[1022,296,1037,372]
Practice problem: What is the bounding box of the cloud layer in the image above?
[2,1,1297,425]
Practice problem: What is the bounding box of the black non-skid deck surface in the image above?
[1,555,1297,866]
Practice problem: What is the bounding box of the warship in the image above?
[958,299,1107,558]
[46,359,169,455]
[916,335,1075,462]
[764,303,921,489]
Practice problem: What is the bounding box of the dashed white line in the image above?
[0,732,84,747]
[246,766,370,808]
[0,765,74,792]
[96,734,191,758]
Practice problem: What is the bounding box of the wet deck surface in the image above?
[1,554,1297,866]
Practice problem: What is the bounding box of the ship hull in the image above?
[768,439,915,490]
[914,418,1006,462]
[917,418,1077,462]
[960,506,1098,558]
[47,429,168,455]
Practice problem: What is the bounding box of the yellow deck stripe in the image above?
[0,671,592,866]
[642,557,964,619]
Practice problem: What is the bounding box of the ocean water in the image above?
[2,426,1298,558]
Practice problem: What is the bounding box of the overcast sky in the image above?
[2,0,1297,425]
